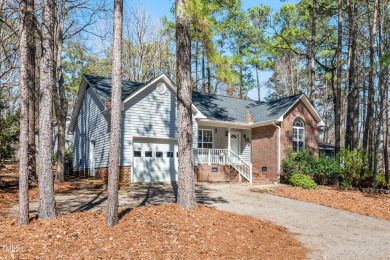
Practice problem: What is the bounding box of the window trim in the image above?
[198,129,214,149]
[292,118,305,152]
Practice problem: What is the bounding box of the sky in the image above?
[120,0,299,100]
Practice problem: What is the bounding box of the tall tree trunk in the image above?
[54,3,67,183]
[378,2,389,183]
[194,41,199,91]
[239,65,243,99]
[38,0,56,220]
[18,0,33,225]
[201,48,205,93]
[176,0,196,210]
[309,0,317,103]
[334,0,343,156]
[345,0,358,151]
[106,0,123,227]
[27,0,37,185]
[207,60,211,93]
[255,65,260,101]
[363,0,378,173]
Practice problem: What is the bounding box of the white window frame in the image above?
[198,129,213,149]
[292,118,305,152]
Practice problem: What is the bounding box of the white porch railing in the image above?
[197,148,252,184]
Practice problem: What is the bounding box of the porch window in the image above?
[198,129,213,148]
[292,118,305,152]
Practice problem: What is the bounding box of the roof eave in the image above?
[197,118,251,129]
[277,94,325,125]
[68,75,89,134]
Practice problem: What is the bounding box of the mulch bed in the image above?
[0,204,307,259]
[272,186,390,221]
[0,165,307,259]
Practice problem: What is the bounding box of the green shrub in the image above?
[376,174,388,189]
[282,150,339,184]
[282,150,316,180]
[312,153,340,185]
[337,148,366,187]
[53,145,73,163]
[289,174,317,189]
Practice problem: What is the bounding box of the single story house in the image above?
[68,74,324,184]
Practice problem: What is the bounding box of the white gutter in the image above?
[273,122,281,183]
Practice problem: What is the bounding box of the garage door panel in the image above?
[133,138,178,182]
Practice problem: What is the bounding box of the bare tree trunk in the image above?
[378,2,389,183]
[18,0,32,226]
[106,0,123,227]
[201,48,205,93]
[255,66,260,101]
[207,60,211,94]
[345,0,358,151]
[27,0,37,185]
[53,2,67,183]
[195,41,198,91]
[363,0,379,173]
[176,0,196,210]
[334,0,343,156]
[239,65,243,99]
[309,0,317,103]
[38,0,56,220]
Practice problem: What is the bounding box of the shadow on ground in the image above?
[7,183,230,217]
[121,182,229,207]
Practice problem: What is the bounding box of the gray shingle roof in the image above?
[83,74,145,104]
[192,92,303,123]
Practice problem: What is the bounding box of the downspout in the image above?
[273,122,281,183]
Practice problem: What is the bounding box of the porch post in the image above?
[228,127,231,150]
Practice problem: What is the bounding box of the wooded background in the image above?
[1,0,389,185]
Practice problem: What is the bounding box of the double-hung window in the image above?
[292,118,305,152]
[198,129,213,148]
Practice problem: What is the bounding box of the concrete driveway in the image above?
[10,183,390,259]
[200,184,390,260]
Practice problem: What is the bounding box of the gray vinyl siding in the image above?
[121,81,178,166]
[241,129,251,163]
[193,117,198,166]
[72,88,110,169]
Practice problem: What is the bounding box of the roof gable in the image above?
[84,74,145,105]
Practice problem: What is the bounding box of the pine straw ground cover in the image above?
[0,164,103,216]
[272,186,390,221]
[0,204,307,259]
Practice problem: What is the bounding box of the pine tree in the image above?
[106,0,123,226]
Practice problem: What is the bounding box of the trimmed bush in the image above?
[282,150,339,184]
[289,174,317,189]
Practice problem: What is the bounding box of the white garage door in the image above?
[133,138,178,182]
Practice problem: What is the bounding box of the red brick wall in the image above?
[281,100,319,162]
[195,165,240,182]
[251,125,279,182]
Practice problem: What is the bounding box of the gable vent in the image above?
[156,82,167,94]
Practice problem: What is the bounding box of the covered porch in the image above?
[195,124,252,183]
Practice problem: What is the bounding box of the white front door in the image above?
[89,140,95,177]
[230,133,240,155]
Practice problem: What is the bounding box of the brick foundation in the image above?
[73,166,131,183]
[119,167,131,183]
[195,165,240,182]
